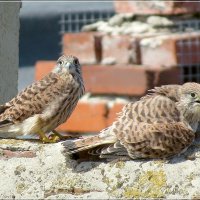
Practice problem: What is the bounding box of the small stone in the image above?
[121,22,132,28]
[122,22,151,34]
[97,23,113,34]
[108,14,124,26]
[146,16,174,27]
[123,13,135,21]
[108,13,135,27]
[82,21,106,32]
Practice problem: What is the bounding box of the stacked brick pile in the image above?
[35,1,200,134]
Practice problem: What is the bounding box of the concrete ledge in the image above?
[0,139,200,199]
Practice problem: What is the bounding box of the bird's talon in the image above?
[49,130,80,141]
[40,135,60,143]
[48,135,60,142]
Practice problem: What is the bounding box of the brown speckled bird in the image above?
[0,55,85,143]
[63,82,200,160]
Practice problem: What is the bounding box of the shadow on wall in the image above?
[19,16,61,67]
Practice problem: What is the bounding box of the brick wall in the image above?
[114,1,200,15]
[35,1,200,134]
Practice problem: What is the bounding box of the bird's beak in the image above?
[65,62,71,70]
[195,99,200,104]
[194,96,200,103]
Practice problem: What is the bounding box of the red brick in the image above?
[57,101,107,133]
[107,103,126,126]
[62,32,102,65]
[114,1,200,15]
[140,32,200,67]
[35,62,181,96]
[101,35,140,64]
[83,65,157,96]
[1,150,36,159]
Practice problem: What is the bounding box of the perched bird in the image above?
[0,55,85,143]
[63,82,200,160]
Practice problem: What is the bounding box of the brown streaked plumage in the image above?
[63,82,200,160]
[0,55,85,143]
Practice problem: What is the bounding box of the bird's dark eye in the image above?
[73,58,79,65]
[58,60,64,65]
[191,92,196,98]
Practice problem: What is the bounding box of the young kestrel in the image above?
[63,82,200,160]
[0,55,85,143]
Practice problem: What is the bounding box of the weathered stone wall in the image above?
[0,2,21,103]
[0,138,200,199]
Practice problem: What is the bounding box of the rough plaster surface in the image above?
[0,2,20,104]
[0,138,200,199]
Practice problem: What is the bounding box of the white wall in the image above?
[0,2,21,104]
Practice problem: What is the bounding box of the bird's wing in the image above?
[0,72,71,126]
[117,94,181,125]
[141,84,181,101]
[117,122,194,158]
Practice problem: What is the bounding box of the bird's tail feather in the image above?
[62,135,114,154]
[0,130,18,138]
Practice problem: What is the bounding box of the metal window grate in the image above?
[175,19,200,83]
[59,9,115,54]
[59,9,115,34]
[176,19,200,32]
